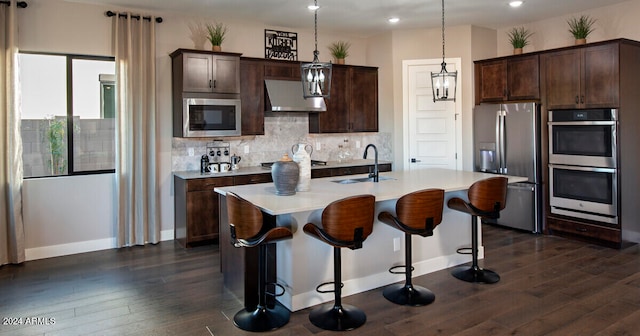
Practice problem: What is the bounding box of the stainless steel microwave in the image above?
[181,97,241,137]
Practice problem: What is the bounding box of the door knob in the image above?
[411,158,421,163]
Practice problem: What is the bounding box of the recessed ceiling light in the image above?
[308,5,319,10]
[509,1,523,7]
[388,17,400,23]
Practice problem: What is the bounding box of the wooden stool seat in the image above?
[227,192,293,332]
[303,194,376,331]
[447,177,507,284]
[378,189,444,306]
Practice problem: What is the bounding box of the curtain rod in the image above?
[0,1,28,7]
[105,10,163,23]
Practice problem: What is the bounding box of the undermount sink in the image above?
[332,176,395,184]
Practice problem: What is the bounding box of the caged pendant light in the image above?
[431,0,457,102]
[301,0,332,99]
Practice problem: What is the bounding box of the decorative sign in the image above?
[264,29,298,61]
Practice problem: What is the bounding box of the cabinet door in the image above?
[186,190,219,243]
[240,58,265,135]
[212,55,240,94]
[180,177,234,247]
[183,53,213,92]
[350,67,379,132]
[477,60,507,102]
[582,44,619,108]
[309,65,350,133]
[264,61,301,80]
[542,49,582,110]
[507,55,540,101]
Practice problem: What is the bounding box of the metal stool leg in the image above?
[383,232,435,305]
[451,215,500,284]
[309,247,366,331]
[233,244,290,331]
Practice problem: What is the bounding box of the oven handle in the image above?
[548,121,616,126]
[549,164,616,174]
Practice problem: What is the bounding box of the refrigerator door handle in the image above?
[496,110,502,174]
[497,110,507,174]
[500,111,507,174]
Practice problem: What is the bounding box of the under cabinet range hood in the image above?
[264,79,326,112]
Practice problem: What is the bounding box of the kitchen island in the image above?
[215,168,526,312]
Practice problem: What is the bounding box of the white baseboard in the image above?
[25,229,175,261]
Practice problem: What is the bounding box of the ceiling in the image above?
[67,0,628,37]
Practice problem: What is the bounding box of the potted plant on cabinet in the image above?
[328,40,351,64]
[206,22,227,52]
[507,26,533,55]
[567,15,596,45]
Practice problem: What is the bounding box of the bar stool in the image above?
[303,194,376,331]
[447,177,507,284]
[226,192,293,332]
[378,188,444,306]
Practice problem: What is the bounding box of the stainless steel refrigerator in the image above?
[473,102,541,233]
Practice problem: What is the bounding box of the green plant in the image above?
[206,22,227,46]
[568,15,596,39]
[328,40,351,59]
[507,26,533,49]
[45,117,68,175]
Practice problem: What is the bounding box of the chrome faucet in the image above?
[363,144,379,182]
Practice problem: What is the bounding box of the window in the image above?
[20,53,116,178]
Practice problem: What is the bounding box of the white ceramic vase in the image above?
[292,143,312,192]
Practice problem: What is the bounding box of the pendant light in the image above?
[431,0,457,102]
[301,0,332,99]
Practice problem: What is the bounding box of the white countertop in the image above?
[215,168,527,215]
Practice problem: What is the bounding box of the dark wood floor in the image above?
[2,225,640,336]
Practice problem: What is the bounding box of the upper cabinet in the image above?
[474,54,540,103]
[541,43,619,109]
[171,49,241,94]
[309,65,378,133]
[239,58,265,135]
[263,59,301,80]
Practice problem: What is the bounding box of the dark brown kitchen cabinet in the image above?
[541,43,619,109]
[170,49,241,94]
[263,59,301,80]
[474,54,540,103]
[174,176,234,248]
[239,58,265,135]
[309,65,378,133]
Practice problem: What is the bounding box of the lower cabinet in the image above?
[174,176,234,247]
[546,215,621,247]
[174,163,391,247]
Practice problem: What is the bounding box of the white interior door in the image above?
[404,59,461,171]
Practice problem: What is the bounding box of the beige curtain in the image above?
[0,0,25,265]
[113,13,160,247]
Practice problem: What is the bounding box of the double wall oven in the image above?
[548,109,618,224]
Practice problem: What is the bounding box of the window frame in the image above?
[20,51,116,178]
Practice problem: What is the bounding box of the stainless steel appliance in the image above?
[548,164,617,224]
[547,108,619,224]
[180,96,241,137]
[473,102,541,232]
[548,109,617,168]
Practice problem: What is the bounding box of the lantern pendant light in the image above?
[301,0,332,99]
[431,0,457,102]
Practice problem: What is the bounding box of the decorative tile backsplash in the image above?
[172,114,392,172]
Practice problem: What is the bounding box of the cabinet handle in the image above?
[575,226,588,233]
[209,79,212,88]
[575,95,579,104]
[580,95,584,104]
[213,79,217,88]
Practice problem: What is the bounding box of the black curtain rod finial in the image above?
[0,1,28,7]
